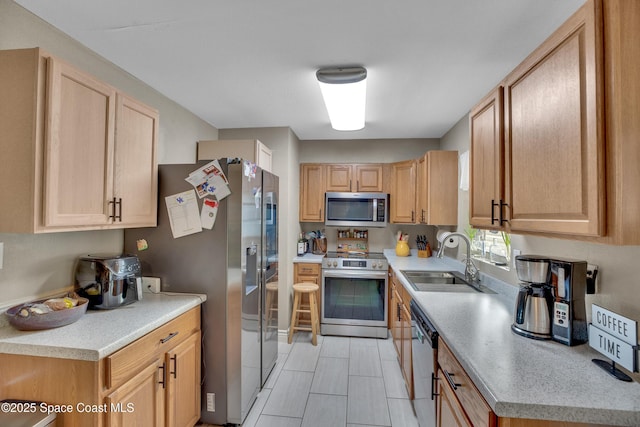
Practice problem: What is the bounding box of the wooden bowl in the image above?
[5,297,89,331]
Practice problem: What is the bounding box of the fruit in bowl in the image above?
[5,294,89,331]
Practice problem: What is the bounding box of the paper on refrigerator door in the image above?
[185,159,231,200]
[200,198,219,230]
[165,190,202,238]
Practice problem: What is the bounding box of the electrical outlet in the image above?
[142,276,161,293]
[512,249,521,269]
[206,393,215,412]
[587,264,599,294]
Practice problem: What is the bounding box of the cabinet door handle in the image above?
[443,369,461,391]
[349,181,352,192]
[431,372,440,400]
[421,209,425,223]
[397,303,402,322]
[158,362,166,388]
[117,198,122,222]
[170,354,178,379]
[109,197,117,220]
[356,180,359,192]
[411,211,415,222]
[499,199,509,225]
[491,199,499,225]
[160,331,179,344]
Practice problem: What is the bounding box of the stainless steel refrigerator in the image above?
[123,159,279,426]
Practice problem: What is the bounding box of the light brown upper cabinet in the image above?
[325,164,384,192]
[113,94,159,229]
[417,151,458,225]
[299,163,326,222]
[470,0,606,237]
[469,86,506,230]
[0,48,158,233]
[198,139,272,172]
[505,0,604,237]
[390,159,417,223]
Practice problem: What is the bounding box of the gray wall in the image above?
[0,0,218,307]
[300,138,439,163]
[440,113,640,372]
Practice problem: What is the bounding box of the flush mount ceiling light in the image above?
[316,66,367,131]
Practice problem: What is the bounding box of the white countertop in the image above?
[293,253,325,263]
[0,292,206,362]
[384,249,640,426]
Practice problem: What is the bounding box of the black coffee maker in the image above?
[549,258,588,346]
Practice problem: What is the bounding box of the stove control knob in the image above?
[332,261,338,267]
[378,262,384,268]
[372,264,377,269]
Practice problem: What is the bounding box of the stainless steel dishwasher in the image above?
[410,300,439,427]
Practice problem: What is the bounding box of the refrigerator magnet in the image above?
[201,198,219,230]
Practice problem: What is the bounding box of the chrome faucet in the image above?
[437,232,480,285]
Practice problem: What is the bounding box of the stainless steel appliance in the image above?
[123,159,279,426]
[321,251,388,338]
[411,300,438,427]
[511,255,553,340]
[550,258,588,346]
[75,254,142,309]
[325,192,388,227]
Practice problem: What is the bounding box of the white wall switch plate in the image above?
[0,242,4,269]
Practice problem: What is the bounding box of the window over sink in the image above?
[466,227,511,270]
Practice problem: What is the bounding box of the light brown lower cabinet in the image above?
[389,269,413,399]
[437,337,609,427]
[0,307,201,427]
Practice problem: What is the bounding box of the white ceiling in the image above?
[15,0,584,140]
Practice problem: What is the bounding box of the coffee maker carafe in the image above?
[511,256,554,340]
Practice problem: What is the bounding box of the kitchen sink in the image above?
[400,270,495,294]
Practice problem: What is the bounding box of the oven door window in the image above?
[323,276,386,325]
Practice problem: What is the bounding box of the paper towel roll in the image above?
[437,230,459,248]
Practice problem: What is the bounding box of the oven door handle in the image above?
[322,270,387,279]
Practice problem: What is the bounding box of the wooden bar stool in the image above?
[288,282,320,346]
[265,281,278,329]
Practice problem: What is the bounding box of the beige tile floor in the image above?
[240,332,419,427]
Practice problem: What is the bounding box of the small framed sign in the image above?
[589,304,638,381]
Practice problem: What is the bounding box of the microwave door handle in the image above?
[372,198,377,222]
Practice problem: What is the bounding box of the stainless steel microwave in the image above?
[325,192,388,227]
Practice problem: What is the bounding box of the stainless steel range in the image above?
[321,252,388,338]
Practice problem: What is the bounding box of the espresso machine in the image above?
[511,255,554,340]
[549,258,588,346]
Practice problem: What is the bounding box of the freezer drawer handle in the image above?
[443,369,461,391]
[161,331,179,344]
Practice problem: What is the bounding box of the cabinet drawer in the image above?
[296,263,320,276]
[438,338,496,427]
[106,306,200,390]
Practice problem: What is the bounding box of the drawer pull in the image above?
[158,362,166,388]
[443,369,461,391]
[161,331,179,344]
[170,354,178,379]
